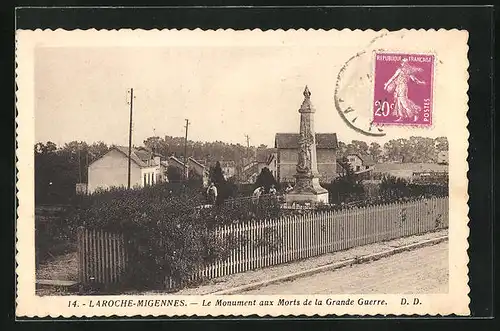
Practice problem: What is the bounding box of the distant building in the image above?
[187,157,210,186]
[275,133,338,183]
[88,146,166,194]
[437,151,449,165]
[373,162,448,180]
[256,149,277,179]
[219,160,237,179]
[167,155,188,177]
[345,154,376,173]
[238,149,277,184]
[338,153,375,180]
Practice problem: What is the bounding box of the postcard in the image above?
[16,28,469,317]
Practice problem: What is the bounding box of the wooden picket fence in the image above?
[183,197,448,284]
[77,197,448,288]
[77,228,128,285]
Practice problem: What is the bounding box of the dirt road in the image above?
[241,242,448,294]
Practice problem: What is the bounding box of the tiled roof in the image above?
[113,146,148,167]
[188,157,206,168]
[275,133,338,149]
[90,146,162,168]
[256,148,277,163]
[346,153,376,166]
[169,156,188,168]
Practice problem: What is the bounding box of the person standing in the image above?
[252,186,264,204]
[207,183,218,205]
[269,184,277,195]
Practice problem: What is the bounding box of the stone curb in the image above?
[211,235,448,295]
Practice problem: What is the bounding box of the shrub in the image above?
[379,175,411,199]
[69,183,239,289]
[35,206,77,265]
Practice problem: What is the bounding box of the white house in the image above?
[345,154,375,173]
[87,146,166,194]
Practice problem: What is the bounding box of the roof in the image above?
[347,153,376,166]
[169,156,188,168]
[89,146,161,168]
[275,133,338,149]
[135,146,163,158]
[188,157,206,168]
[112,146,149,167]
[256,148,276,163]
[373,163,448,173]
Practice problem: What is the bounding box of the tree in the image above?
[209,161,228,204]
[351,140,369,155]
[144,136,166,155]
[407,136,436,163]
[255,167,277,192]
[368,142,382,162]
[88,142,111,163]
[337,141,347,157]
[435,137,449,152]
[384,139,405,162]
[210,161,226,186]
[329,157,364,203]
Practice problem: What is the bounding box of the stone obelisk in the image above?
[285,86,329,205]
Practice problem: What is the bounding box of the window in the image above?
[144,174,147,186]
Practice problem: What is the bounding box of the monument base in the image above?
[285,174,329,205]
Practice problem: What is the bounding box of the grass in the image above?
[36,252,78,281]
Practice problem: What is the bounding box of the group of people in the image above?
[205,182,295,206]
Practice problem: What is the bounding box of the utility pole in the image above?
[85,151,89,194]
[244,134,251,160]
[245,134,250,149]
[183,119,190,180]
[78,148,82,183]
[127,88,134,189]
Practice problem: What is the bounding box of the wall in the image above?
[88,149,142,193]
[141,166,162,187]
[278,148,337,183]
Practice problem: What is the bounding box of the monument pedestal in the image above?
[285,174,329,205]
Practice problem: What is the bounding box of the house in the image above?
[337,154,375,180]
[238,149,277,184]
[346,154,375,172]
[187,157,210,186]
[437,151,449,165]
[167,155,189,180]
[88,146,166,194]
[219,160,237,179]
[256,149,277,179]
[274,133,338,183]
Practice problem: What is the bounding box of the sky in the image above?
[35,45,447,148]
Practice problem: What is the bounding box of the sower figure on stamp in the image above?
[384,58,426,122]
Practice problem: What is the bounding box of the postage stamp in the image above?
[16,29,469,317]
[373,52,435,126]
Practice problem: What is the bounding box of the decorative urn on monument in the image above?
[285,86,329,205]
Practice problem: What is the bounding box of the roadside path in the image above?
[241,241,448,294]
[172,229,448,295]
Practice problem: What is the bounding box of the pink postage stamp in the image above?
[373,52,434,126]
